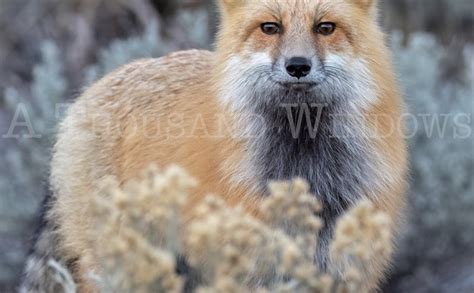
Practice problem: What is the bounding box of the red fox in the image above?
[22,0,407,291]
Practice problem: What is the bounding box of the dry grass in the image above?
[77,164,393,292]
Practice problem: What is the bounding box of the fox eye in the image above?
[316,22,336,36]
[261,22,281,35]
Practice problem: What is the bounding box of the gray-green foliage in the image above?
[84,5,212,86]
[2,41,66,213]
[0,41,66,283]
[85,21,165,85]
[392,32,473,271]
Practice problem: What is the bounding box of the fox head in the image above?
[215,0,389,115]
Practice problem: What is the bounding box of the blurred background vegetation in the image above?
[0,0,472,292]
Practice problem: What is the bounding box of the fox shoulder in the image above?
[52,48,216,178]
[86,49,215,105]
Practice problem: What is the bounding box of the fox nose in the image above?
[285,57,312,79]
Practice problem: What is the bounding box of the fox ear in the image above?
[219,0,244,11]
[351,0,378,16]
[352,0,377,11]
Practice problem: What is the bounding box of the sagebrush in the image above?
[43,164,393,293]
